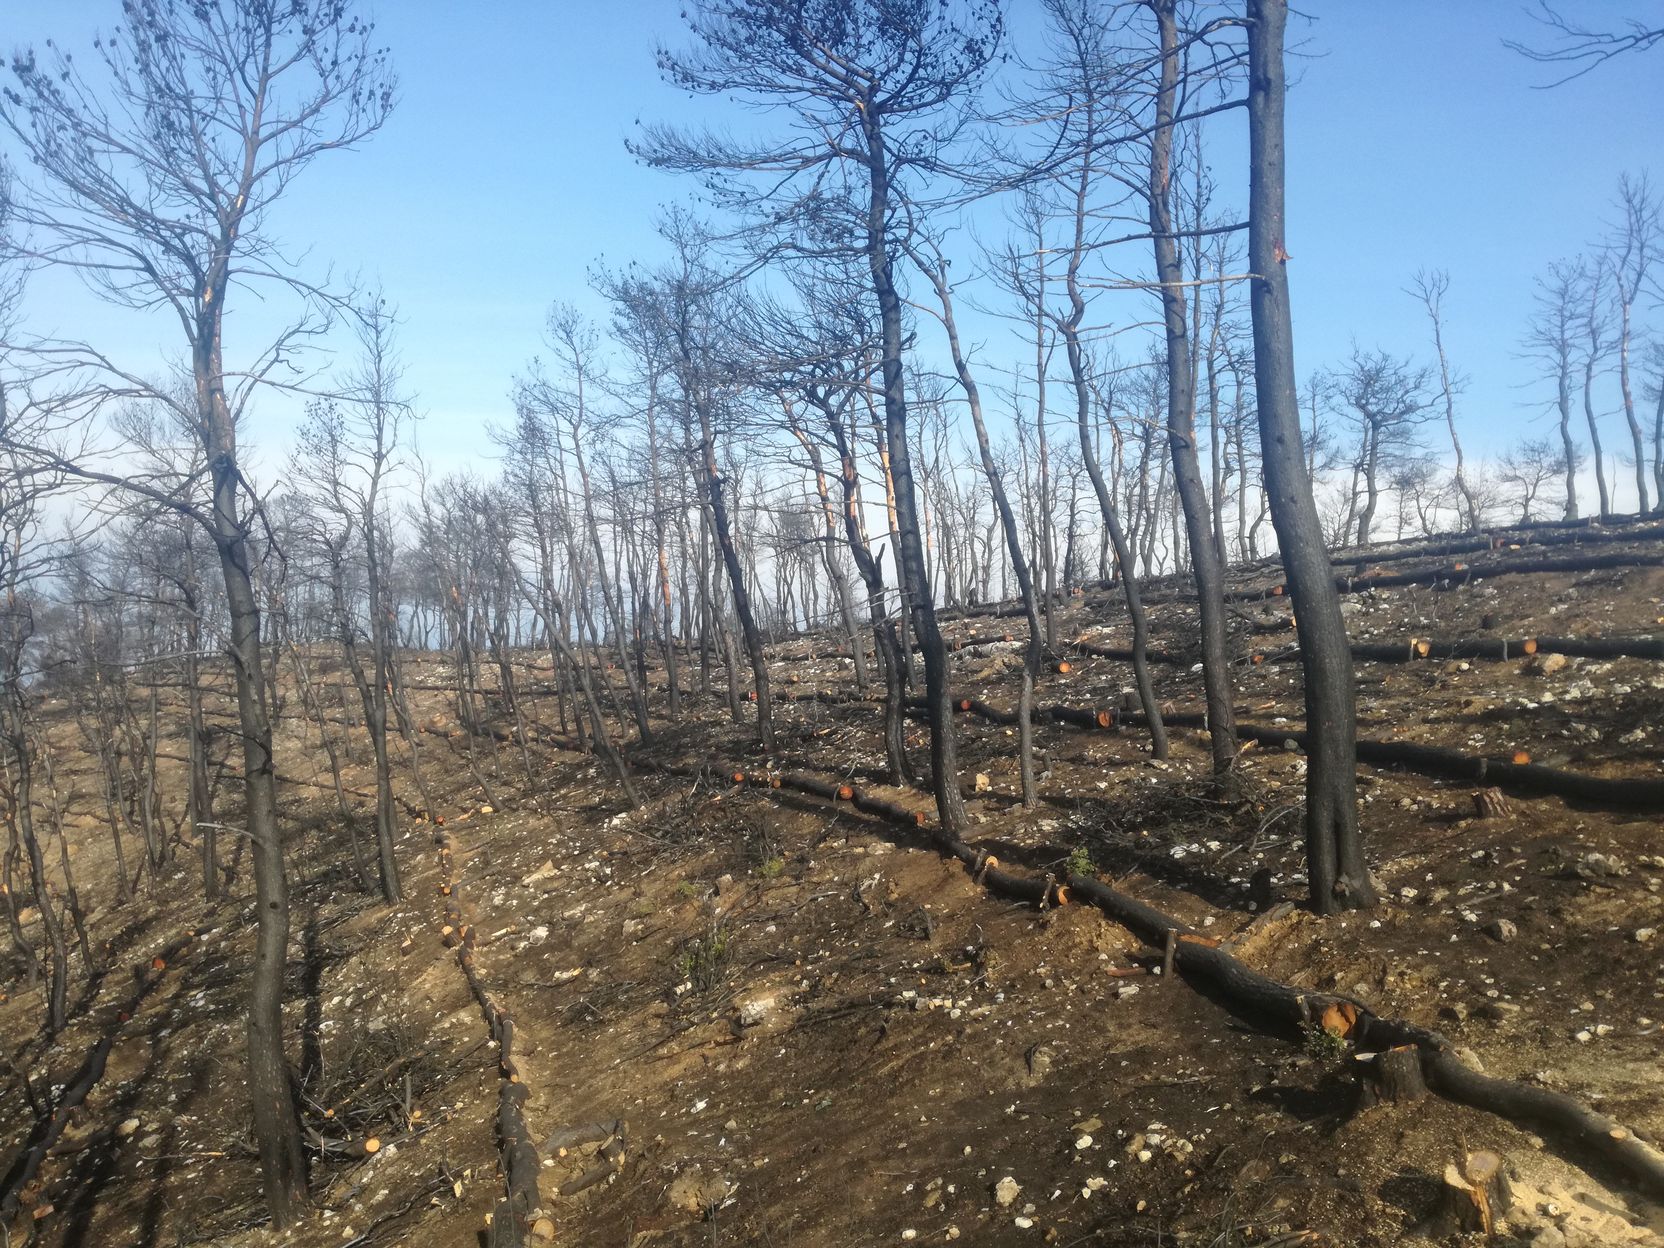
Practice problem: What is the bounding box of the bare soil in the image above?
[4,535,1663,1247]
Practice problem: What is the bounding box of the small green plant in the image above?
[674,880,701,902]
[1302,1022,1349,1069]
[756,856,785,880]
[1065,844,1096,879]
[675,923,731,995]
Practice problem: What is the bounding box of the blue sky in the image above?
[5,2,1660,495]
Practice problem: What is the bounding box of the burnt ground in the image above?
[3,529,1663,1247]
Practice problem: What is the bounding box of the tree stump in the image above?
[1472,787,1514,819]
[1442,1150,1513,1237]
[1355,1044,1428,1110]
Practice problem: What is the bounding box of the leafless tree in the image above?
[0,1,393,1221]
[1141,0,1244,777]
[1247,0,1378,910]
[1500,437,1575,523]
[1408,270,1479,530]
[640,0,1005,835]
[1578,259,1616,518]
[1522,259,1586,519]
[1605,173,1659,513]
[294,298,411,902]
[1331,348,1434,546]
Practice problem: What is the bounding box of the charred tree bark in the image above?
[860,98,967,835]
[910,243,1046,805]
[821,394,913,785]
[1246,0,1376,911]
[695,400,775,751]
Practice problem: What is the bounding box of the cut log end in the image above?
[1320,999,1361,1040]
[1355,1044,1428,1111]
[1442,1149,1513,1237]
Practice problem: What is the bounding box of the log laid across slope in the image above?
[432,828,542,1248]
[584,748,1664,1202]
[1221,549,1664,604]
[889,692,1664,810]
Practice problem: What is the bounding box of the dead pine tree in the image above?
[772,277,915,784]
[1522,259,1587,520]
[907,233,1049,805]
[1245,0,1377,912]
[1408,270,1480,532]
[621,223,778,751]
[293,301,411,903]
[1019,0,1170,757]
[0,465,70,1035]
[639,0,1005,834]
[1604,174,1659,514]
[0,0,395,1221]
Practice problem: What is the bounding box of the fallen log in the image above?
[652,761,1664,1201]
[1273,634,1664,665]
[1071,640,1184,666]
[542,728,1664,1198]
[892,518,1664,630]
[1258,549,1664,602]
[432,831,539,1248]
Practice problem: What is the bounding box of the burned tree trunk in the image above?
[1055,119,1168,757]
[910,242,1046,805]
[1245,0,1377,911]
[861,103,967,835]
